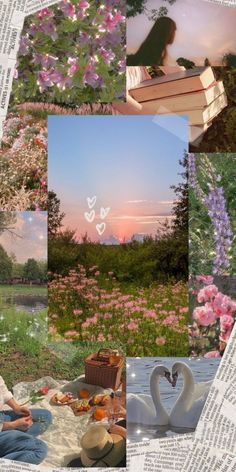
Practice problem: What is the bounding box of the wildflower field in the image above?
[12,1,125,106]
[189,275,236,357]
[189,153,236,275]
[0,111,47,210]
[48,265,189,356]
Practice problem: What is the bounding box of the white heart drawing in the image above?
[96,222,106,236]
[87,196,97,209]
[84,210,95,223]
[100,207,110,220]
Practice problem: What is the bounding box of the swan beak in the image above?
[171,373,178,387]
[164,372,172,384]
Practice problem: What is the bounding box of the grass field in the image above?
[0,284,47,296]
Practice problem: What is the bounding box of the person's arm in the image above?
[6,397,31,416]
[0,376,13,432]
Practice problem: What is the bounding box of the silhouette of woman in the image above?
[127,17,177,66]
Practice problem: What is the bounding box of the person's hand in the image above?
[14,406,32,417]
[11,416,33,430]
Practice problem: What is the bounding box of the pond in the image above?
[127,356,220,442]
[0,293,47,313]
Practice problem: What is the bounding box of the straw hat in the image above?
[80,425,126,467]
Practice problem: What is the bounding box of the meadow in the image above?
[48,264,189,357]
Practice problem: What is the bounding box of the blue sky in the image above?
[48,115,187,242]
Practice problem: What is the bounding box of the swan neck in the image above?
[179,365,195,406]
[150,371,165,414]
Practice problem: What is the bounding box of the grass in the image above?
[0,284,47,296]
[1,341,125,391]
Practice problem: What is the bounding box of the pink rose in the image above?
[220,314,234,331]
[197,285,218,303]
[193,306,216,326]
[196,276,214,285]
[204,351,221,358]
[220,329,232,343]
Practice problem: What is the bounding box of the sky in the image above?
[0,212,47,262]
[127,0,236,65]
[48,115,187,243]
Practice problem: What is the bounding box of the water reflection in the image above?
[1,294,47,313]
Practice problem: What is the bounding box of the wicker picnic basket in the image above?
[84,349,124,390]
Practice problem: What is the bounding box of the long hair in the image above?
[127,17,177,66]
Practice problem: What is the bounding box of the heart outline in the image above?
[96,222,106,236]
[87,196,97,209]
[100,207,110,220]
[84,210,95,223]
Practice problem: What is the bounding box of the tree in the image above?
[127,0,177,18]
[37,260,48,280]
[0,244,13,281]
[171,152,188,235]
[0,212,17,235]
[48,190,65,236]
[23,259,40,280]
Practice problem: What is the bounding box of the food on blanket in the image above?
[52,391,75,405]
[79,388,90,399]
[70,399,91,414]
[93,407,107,421]
[89,394,111,406]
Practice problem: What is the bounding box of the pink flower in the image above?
[78,0,89,9]
[127,321,138,331]
[60,1,75,17]
[155,336,166,346]
[196,276,214,285]
[67,57,79,76]
[197,285,218,303]
[220,329,232,343]
[220,314,234,331]
[73,309,83,315]
[204,351,221,358]
[193,306,216,327]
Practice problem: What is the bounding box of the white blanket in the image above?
[12,376,112,468]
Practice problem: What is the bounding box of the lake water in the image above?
[1,294,47,313]
[127,356,220,442]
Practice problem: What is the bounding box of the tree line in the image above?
[0,244,47,283]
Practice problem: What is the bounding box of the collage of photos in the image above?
[0,0,236,471]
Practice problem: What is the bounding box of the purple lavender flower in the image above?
[204,186,233,274]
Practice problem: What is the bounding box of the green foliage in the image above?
[0,245,13,281]
[23,258,43,280]
[176,57,196,69]
[48,190,65,236]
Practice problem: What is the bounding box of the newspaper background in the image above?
[203,0,236,5]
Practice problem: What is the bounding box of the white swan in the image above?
[127,365,172,426]
[169,362,212,429]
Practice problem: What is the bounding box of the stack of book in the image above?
[129,67,227,145]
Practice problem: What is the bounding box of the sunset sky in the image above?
[127,0,236,65]
[0,212,47,262]
[48,115,187,243]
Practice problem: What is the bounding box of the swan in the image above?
[169,362,212,429]
[127,365,172,426]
